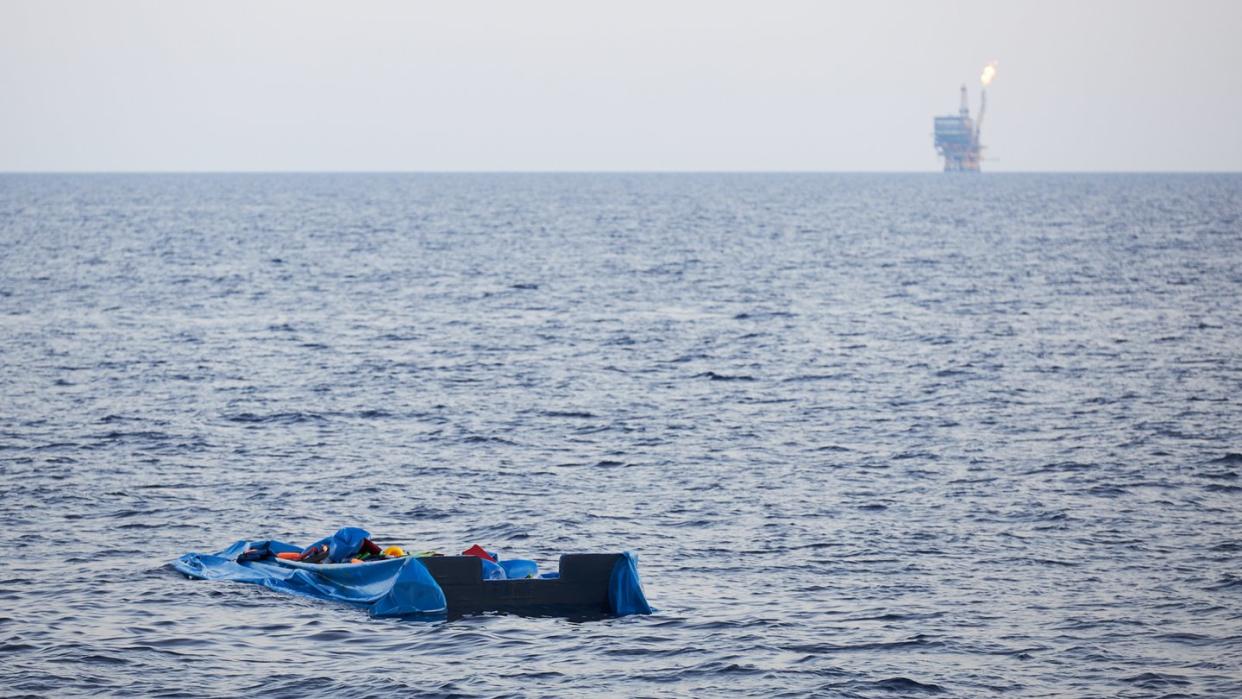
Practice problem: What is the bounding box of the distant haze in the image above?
[2,0,1239,172]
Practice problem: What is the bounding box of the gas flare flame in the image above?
[980,61,998,87]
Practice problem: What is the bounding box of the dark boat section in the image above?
[420,553,621,618]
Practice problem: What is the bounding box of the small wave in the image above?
[1197,470,1238,480]
[842,611,946,622]
[665,352,711,363]
[1025,557,1079,567]
[693,371,756,382]
[1208,453,1242,465]
[785,636,942,654]
[34,441,80,450]
[1029,461,1095,473]
[1205,574,1242,590]
[461,435,517,445]
[733,311,795,320]
[541,410,597,419]
[223,411,327,425]
[401,504,453,519]
[1157,632,1216,646]
[98,414,143,424]
[0,642,38,654]
[892,451,938,461]
[355,409,393,419]
[783,374,847,383]
[870,677,945,693]
[92,430,172,442]
[1121,672,1191,688]
[55,652,131,666]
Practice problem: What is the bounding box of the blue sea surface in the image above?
[1,173,1240,697]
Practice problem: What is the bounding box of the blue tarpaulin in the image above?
[172,539,447,617]
[609,551,653,615]
[300,526,373,563]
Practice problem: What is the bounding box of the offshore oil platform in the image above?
[933,62,996,172]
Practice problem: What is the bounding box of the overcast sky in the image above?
[2,0,1240,172]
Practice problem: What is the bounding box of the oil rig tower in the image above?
[933,83,987,172]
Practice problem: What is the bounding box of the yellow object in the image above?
[382,546,406,558]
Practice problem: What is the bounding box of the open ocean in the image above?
[1,173,1240,698]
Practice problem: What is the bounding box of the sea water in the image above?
[1,173,1240,697]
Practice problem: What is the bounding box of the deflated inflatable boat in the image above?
[171,536,651,619]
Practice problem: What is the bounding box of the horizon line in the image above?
[2,169,1241,176]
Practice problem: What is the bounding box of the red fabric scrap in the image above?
[461,544,497,562]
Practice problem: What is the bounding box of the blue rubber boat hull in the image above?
[172,541,651,618]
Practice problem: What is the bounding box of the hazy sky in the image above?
[2,0,1240,172]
